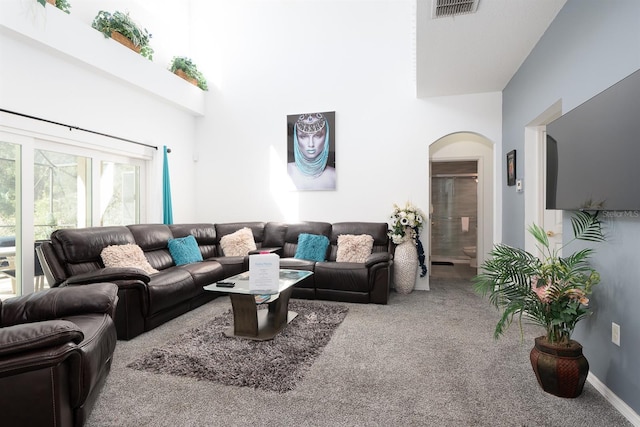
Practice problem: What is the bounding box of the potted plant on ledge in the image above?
[473,210,605,398]
[37,0,71,13]
[168,56,208,91]
[91,10,154,60]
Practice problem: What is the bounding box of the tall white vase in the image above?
[393,240,418,294]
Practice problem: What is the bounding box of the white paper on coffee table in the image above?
[249,253,280,294]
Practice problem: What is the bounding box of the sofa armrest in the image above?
[0,283,119,327]
[0,320,83,359]
[62,267,150,286]
[365,252,391,268]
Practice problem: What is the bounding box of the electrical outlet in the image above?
[612,322,620,346]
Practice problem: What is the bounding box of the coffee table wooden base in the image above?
[224,286,297,341]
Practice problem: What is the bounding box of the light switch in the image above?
[516,179,523,192]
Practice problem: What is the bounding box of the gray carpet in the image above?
[86,278,632,427]
[127,300,349,393]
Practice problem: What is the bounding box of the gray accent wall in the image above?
[502,0,640,415]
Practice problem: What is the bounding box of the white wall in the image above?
[191,1,502,290]
[1,0,503,292]
[503,0,640,418]
[0,0,200,223]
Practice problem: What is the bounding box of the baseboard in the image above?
[414,283,430,291]
[587,372,640,426]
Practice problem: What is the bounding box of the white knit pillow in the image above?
[336,234,374,263]
[219,227,257,256]
[100,244,158,275]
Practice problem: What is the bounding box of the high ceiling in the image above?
[415,0,567,97]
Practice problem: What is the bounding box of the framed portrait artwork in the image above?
[506,149,516,186]
[286,111,336,191]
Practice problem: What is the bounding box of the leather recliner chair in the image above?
[0,282,119,427]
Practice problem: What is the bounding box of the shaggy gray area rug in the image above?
[127,300,348,393]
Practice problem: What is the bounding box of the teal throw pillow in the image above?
[294,233,330,262]
[168,235,203,266]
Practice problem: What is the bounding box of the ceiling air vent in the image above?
[432,0,479,19]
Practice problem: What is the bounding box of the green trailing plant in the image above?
[36,0,71,14]
[54,0,71,14]
[91,10,154,60]
[169,56,208,91]
[473,211,605,345]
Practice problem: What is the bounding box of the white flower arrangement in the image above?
[387,202,426,245]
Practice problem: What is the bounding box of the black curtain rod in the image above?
[0,108,158,150]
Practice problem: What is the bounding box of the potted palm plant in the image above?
[91,10,154,60]
[473,210,605,398]
[168,56,208,91]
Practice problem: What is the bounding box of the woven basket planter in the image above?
[529,336,589,398]
[110,31,141,54]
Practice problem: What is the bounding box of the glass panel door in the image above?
[0,142,19,299]
[33,149,91,291]
[100,161,140,226]
[34,149,91,239]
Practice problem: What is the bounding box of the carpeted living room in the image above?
[85,278,629,426]
[2,1,640,426]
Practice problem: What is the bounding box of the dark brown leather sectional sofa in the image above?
[38,221,392,340]
[0,282,118,427]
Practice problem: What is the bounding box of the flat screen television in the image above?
[546,68,640,211]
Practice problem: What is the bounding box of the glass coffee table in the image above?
[204,269,313,341]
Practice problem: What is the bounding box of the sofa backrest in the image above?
[126,224,174,270]
[280,221,332,258]
[263,222,287,248]
[39,221,392,287]
[214,222,266,255]
[42,224,218,285]
[50,226,135,279]
[328,222,390,261]
[168,223,217,259]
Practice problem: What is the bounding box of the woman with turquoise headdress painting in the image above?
[287,112,336,190]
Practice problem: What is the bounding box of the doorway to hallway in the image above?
[428,132,494,281]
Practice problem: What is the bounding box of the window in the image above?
[100,161,140,226]
[0,129,148,298]
[34,149,91,239]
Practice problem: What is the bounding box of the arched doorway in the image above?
[429,132,494,280]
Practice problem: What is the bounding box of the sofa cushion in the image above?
[336,234,374,263]
[146,269,200,315]
[219,227,256,256]
[169,224,217,258]
[294,233,330,262]
[100,244,158,275]
[177,260,225,287]
[168,235,203,266]
[314,262,369,292]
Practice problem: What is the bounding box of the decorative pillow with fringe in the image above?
[101,244,158,275]
[336,234,374,263]
[219,227,257,256]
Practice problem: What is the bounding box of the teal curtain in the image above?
[163,146,173,224]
